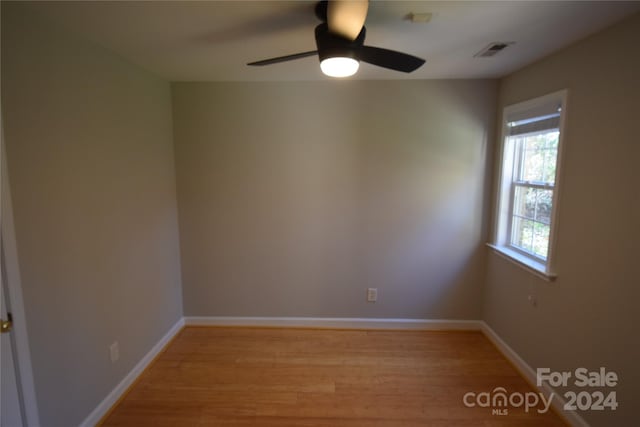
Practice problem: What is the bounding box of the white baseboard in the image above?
[480,321,589,427]
[78,318,185,427]
[184,316,482,330]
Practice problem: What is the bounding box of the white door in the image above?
[1,260,25,427]
[1,102,25,427]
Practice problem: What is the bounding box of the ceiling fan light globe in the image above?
[320,57,359,77]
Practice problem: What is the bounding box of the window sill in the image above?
[486,243,557,282]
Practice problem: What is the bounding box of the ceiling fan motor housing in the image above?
[315,23,365,63]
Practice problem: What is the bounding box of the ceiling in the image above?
[22,1,640,81]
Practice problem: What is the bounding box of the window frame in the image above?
[489,90,568,280]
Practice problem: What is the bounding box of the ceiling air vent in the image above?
[474,42,515,58]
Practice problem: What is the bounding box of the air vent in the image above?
[474,42,515,58]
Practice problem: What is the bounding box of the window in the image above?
[490,90,567,279]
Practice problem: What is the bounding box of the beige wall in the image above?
[173,80,496,319]
[1,4,183,426]
[484,12,640,427]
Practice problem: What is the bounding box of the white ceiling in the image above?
[23,1,640,81]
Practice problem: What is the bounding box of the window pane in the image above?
[546,132,559,149]
[511,217,534,253]
[532,222,550,259]
[535,189,553,224]
[515,186,553,224]
[517,130,559,184]
[543,145,557,184]
[513,186,536,220]
[511,217,550,260]
[521,138,545,182]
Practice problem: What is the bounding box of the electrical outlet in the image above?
[109,341,119,363]
[367,288,378,302]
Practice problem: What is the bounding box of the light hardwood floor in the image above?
[101,327,567,426]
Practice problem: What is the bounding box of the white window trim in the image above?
[490,90,568,281]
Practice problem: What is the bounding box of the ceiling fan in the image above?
[247,0,426,77]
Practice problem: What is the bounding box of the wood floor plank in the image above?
[100,327,567,426]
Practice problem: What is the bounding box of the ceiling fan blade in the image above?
[247,50,318,66]
[327,0,369,40]
[357,46,425,73]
